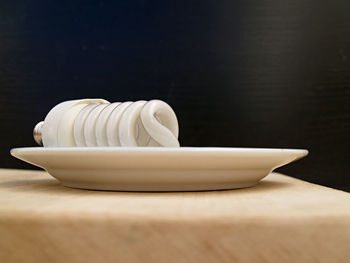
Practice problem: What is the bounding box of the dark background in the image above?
[0,0,349,190]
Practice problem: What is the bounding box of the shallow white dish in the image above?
[11,147,308,191]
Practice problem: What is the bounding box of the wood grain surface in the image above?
[0,169,349,263]
[0,0,350,190]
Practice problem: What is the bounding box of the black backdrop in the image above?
[1,0,349,190]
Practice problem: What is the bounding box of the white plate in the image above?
[10,147,308,191]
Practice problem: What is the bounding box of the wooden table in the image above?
[0,169,349,263]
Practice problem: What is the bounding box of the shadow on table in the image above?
[0,173,292,197]
[0,178,58,188]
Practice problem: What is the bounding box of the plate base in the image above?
[62,181,258,192]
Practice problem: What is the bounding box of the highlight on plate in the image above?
[33,99,180,147]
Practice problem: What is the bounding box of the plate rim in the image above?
[11,146,309,155]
